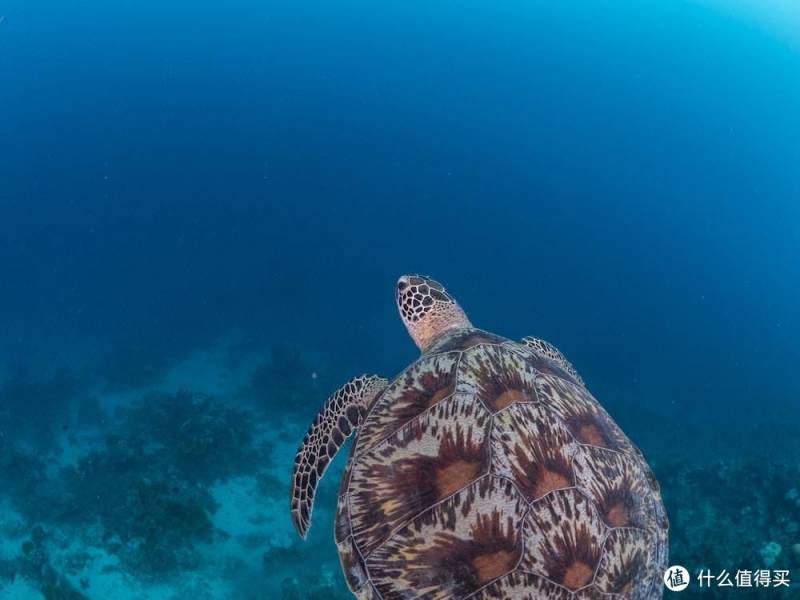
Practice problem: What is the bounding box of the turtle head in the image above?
[396,275,472,351]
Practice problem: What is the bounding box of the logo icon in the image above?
[664,565,690,591]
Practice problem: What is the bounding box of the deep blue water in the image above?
[1,1,799,598]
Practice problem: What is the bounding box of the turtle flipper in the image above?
[290,374,388,539]
[522,336,585,386]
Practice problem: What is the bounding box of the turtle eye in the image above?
[397,281,408,292]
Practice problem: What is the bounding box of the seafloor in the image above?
[0,340,797,599]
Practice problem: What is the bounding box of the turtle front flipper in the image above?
[522,336,585,386]
[291,374,388,539]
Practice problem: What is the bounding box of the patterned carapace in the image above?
[334,329,668,599]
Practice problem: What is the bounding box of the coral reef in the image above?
[0,438,48,511]
[51,391,263,576]
[759,542,783,568]
[0,381,277,595]
[121,391,265,484]
[17,526,89,600]
[659,455,800,597]
[0,369,88,449]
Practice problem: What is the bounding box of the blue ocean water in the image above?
[1,0,799,598]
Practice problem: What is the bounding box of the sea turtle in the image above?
[290,275,668,599]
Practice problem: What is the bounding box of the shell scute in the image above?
[506,341,583,387]
[356,352,460,454]
[366,475,526,599]
[348,394,491,557]
[335,492,351,544]
[427,328,509,354]
[353,582,381,600]
[337,534,370,593]
[535,374,631,452]
[574,586,628,599]
[490,403,577,502]
[594,528,654,598]
[520,488,607,591]
[573,446,655,530]
[457,344,540,413]
[471,571,574,600]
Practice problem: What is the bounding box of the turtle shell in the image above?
[335,328,668,600]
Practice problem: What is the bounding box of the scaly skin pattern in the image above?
[336,329,668,600]
[291,374,388,539]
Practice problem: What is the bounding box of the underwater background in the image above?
[1,0,799,598]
